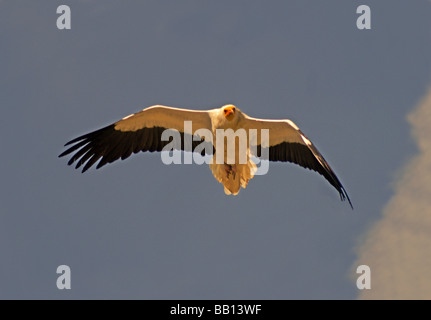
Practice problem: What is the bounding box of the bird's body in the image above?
[60,104,352,208]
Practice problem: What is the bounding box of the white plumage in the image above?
[59,104,352,208]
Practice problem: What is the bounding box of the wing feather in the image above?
[242,115,352,208]
[59,105,213,172]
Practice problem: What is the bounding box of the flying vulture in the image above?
[59,104,352,208]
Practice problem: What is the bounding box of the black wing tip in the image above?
[59,145,77,158]
[64,135,86,147]
[59,124,117,169]
[64,139,77,147]
[340,187,354,210]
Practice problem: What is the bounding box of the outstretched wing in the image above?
[59,105,213,172]
[242,115,353,209]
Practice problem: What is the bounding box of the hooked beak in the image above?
[224,106,235,118]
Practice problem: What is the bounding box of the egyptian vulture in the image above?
[59,104,352,208]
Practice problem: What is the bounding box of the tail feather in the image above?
[210,156,257,196]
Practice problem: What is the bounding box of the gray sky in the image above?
[1,1,430,299]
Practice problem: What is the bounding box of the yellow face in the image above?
[222,104,236,121]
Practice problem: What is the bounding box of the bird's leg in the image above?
[224,164,232,178]
[231,164,237,179]
[224,164,237,179]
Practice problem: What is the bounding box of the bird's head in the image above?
[222,104,237,121]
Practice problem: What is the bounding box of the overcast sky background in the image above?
[1,1,431,299]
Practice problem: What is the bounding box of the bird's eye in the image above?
[224,109,227,113]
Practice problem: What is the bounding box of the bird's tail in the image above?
[209,156,257,196]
